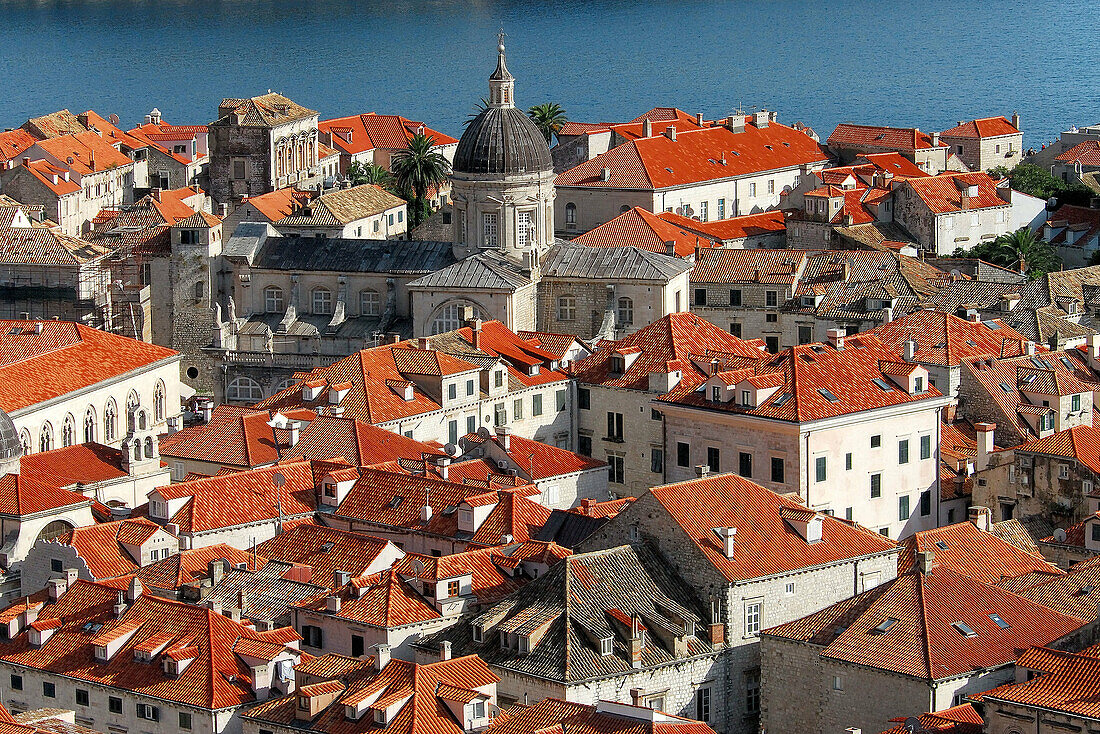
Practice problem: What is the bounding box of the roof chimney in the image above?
[664,125,677,141]
[931,131,940,147]
[643,118,653,137]
[715,526,736,558]
[664,240,676,256]
[374,643,390,669]
[600,167,611,182]
[975,422,995,471]
[903,340,917,362]
[969,505,992,533]
[288,422,300,447]
[827,328,846,350]
[696,112,705,127]
[917,549,934,575]
[439,640,451,661]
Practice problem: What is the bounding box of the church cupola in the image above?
[488,32,516,108]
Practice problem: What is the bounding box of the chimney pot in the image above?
[374,643,390,668]
[969,505,992,532]
[439,640,451,661]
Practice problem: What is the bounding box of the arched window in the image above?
[137,409,147,431]
[227,377,264,402]
[620,205,631,214]
[565,203,577,225]
[144,436,154,458]
[431,303,481,335]
[61,414,75,447]
[19,430,30,457]
[193,281,205,300]
[104,399,117,442]
[153,381,166,422]
[39,423,53,453]
[617,297,634,326]
[558,295,577,321]
[264,286,284,313]
[83,407,96,443]
[312,287,333,315]
[360,289,380,317]
[126,391,140,433]
[36,520,72,544]
[275,378,298,393]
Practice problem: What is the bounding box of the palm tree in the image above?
[464,98,490,128]
[391,133,451,227]
[992,227,1060,277]
[347,161,395,190]
[528,102,568,145]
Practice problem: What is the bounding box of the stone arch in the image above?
[36,519,74,544]
[61,413,76,447]
[39,422,54,453]
[83,406,96,443]
[429,300,486,335]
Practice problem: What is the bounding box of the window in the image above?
[39,422,53,452]
[871,434,881,448]
[617,297,634,326]
[494,370,504,389]
[729,289,742,307]
[578,435,592,456]
[914,376,924,393]
[771,457,784,483]
[532,394,543,416]
[1093,524,1100,543]
[448,383,457,401]
[920,434,932,460]
[513,398,523,420]
[482,212,498,248]
[62,414,74,447]
[558,295,577,321]
[466,379,475,396]
[708,447,721,472]
[694,288,707,306]
[745,602,761,636]
[785,581,795,595]
[798,326,812,344]
[227,377,264,402]
[815,456,826,482]
[765,336,779,353]
[448,420,458,445]
[578,388,590,410]
[232,159,246,179]
[717,198,726,219]
[9,674,21,691]
[1059,464,1069,479]
[765,290,778,307]
[845,452,853,470]
[765,313,778,323]
[494,403,506,426]
[302,625,323,648]
[606,412,624,441]
[920,490,931,516]
[695,687,711,722]
[748,182,757,196]
[556,390,566,411]
[360,289,380,316]
[899,495,910,521]
[651,408,661,421]
[744,670,760,715]
[104,400,117,442]
[870,473,881,498]
[447,580,461,597]
[136,704,160,721]
[74,688,89,706]
[738,451,752,477]
[729,322,742,338]
[677,441,690,467]
[651,449,663,474]
[432,303,480,335]
[108,697,122,714]
[832,675,843,691]
[608,455,625,484]
[899,439,909,464]
[767,179,775,194]
[311,287,332,315]
[565,203,577,225]
[517,210,534,249]
[1073,393,1082,411]
[179,712,192,730]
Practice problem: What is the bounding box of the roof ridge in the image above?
[914,571,934,681]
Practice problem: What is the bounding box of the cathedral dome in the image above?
[452,37,553,177]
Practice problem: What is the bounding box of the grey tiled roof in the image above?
[204,563,324,625]
[250,236,456,274]
[407,251,530,290]
[414,544,714,684]
[542,242,691,281]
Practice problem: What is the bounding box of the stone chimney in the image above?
[708,596,724,647]
[629,614,643,668]
[288,422,300,447]
[827,328,846,350]
[903,340,917,362]
[664,126,677,142]
[374,643,390,669]
[643,118,653,137]
[969,505,992,533]
[630,688,643,707]
[126,577,143,602]
[467,317,482,350]
[715,526,736,557]
[917,549,934,575]
[439,640,452,661]
[975,422,995,471]
[1012,112,1021,130]
[494,425,512,451]
[931,131,940,148]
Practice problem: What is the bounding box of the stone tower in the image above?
[450,33,556,274]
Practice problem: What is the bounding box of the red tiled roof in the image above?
[0,580,301,709]
[977,646,1100,718]
[691,247,807,285]
[1056,140,1100,167]
[319,113,457,156]
[449,320,570,389]
[459,432,606,479]
[490,697,719,734]
[0,320,177,413]
[904,172,1008,214]
[658,209,786,242]
[0,474,88,517]
[571,206,717,258]
[764,566,1085,680]
[153,461,317,534]
[647,473,896,581]
[254,524,394,589]
[57,518,168,579]
[20,159,81,196]
[659,335,944,423]
[158,405,283,468]
[828,123,946,152]
[0,130,37,163]
[877,703,983,734]
[515,331,580,360]
[240,188,312,222]
[33,131,132,175]
[573,312,764,391]
[20,443,128,486]
[898,521,1063,584]
[940,117,1020,140]
[556,122,827,190]
[864,309,1032,367]
[136,543,265,591]
[1011,425,1100,475]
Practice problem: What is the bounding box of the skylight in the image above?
[1031,357,1050,368]
[988,613,1010,630]
[999,383,1012,393]
[871,618,898,634]
[952,621,977,638]
[966,340,977,347]
[818,388,839,403]
[872,378,893,392]
[983,321,1001,330]
[934,540,949,551]
[773,393,793,407]
[1060,357,1076,370]
[388,496,405,509]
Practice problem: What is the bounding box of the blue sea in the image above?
[0,0,1096,148]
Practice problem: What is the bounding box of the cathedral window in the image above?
[84,408,96,443]
[264,286,284,313]
[517,210,534,250]
[617,297,634,326]
[62,414,75,447]
[482,212,498,249]
[312,288,333,315]
[360,289,381,317]
[227,377,264,403]
[558,295,577,321]
[565,203,577,225]
[39,423,54,453]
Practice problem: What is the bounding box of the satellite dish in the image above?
[272,472,285,488]
[903,717,922,734]
[1054,528,1068,542]
[443,442,459,457]
[108,113,120,125]
[413,559,425,576]
[67,156,74,165]
[476,426,491,439]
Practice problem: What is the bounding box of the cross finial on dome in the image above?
[488,27,515,106]
[498,27,506,53]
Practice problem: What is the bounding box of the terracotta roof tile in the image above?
[571,207,716,258]
[940,116,1020,140]
[828,123,946,152]
[897,521,1062,585]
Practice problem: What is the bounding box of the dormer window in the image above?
[711,386,721,402]
[599,637,613,656]
[914,376,925,393]
[741,390,751,406]
[611,355,625,374]
[472,624,484,643]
